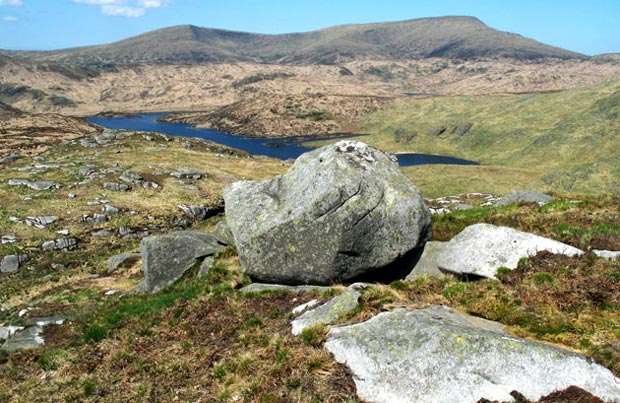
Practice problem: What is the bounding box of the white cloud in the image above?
[2,15,17,21]
[72,0,170,17]
[0,0,22,6]
[102,5,144,17]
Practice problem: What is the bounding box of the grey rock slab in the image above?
[8,179,29,186]
[140,231,224,293]
[0,154,22,164]
[239,283,330,294]
[27,181,61,191]
[91,230,114,237]
[178,205,222,221]
[170,169,204,179]
[594,249,620,261]
[102,205,120,215]
[1,254,29,273]
[405,241,446,280]
[225,140,431,285]
[1,235,17,244]
[213,220,234,245]
[108,252,141,272]
[438,223,583,279]
[26,216,58,229]
[291,287,360,336]
[325,306,620,403]
[1,326,45,352]
[495,190,553,207]
[103,182,130,192]
[41,238,77,252]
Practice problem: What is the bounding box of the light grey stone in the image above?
[1,254,29,273]
[108,252,141,272]
[8,179,29,186]
[239,283,330,294]
[495,190,554,207]
[170,169,204,179]
[325,306,620,403]
[437,224,583,279]
[1,326,44,352]
[198,256,215,277]
[83,213,108,224]
[120,170,143,184]
[1,235,17,244]
[103,182,130,192]
[213,220,234,245]
[178,205,222,221]
[102,205,120,215]
[291,287,360,336]
[91,230,114,237]
[41,238,77,252]
[594,249,620,260]
[27,181,60,191]
[0,154,22,164]
[0,326,24,340]
[140,231,224,293]
[225,140,431,285]
[25,216,58,229]
[405,241,446,280]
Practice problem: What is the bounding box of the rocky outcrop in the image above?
[325,306,620,403]
[139,231,224,293]
[495,190,554,206]
[437,224,583,279]
[225,141,431,285]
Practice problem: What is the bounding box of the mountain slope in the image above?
[4,16,583,66]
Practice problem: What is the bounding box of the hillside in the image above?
[4,16,583,66]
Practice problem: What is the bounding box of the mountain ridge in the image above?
[3,16,584,66]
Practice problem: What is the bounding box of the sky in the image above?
[1,0,619,55]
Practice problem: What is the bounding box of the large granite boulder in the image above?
[224,140,431,285]
[325,306,620,403]
[140,231,224,293]
[438,223,583,279]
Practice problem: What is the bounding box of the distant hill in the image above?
[3,16,583,66]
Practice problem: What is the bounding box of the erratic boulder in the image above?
[325,306,620,403]
[140,231,224,293]
[438,224,583,279]
[224,141,431,285]
[495,190,554,207]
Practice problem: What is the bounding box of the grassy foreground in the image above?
[0,133,619,402]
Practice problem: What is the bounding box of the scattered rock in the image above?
[140,231,224,293]
[292,299,320,314]
[91,230,114,237]
[405,241,446,279]
[325,306,620,403]
[101,205,120,215]
[120,170,144,184]
[213,220,234,245]
[67,193,77,198]
[25,216,58,229]
[41,238,77,252]
[225,140,431,285]
[27,181,61,191]
[108,252,141,273]
[495,190,554,207]
[8,179,29,186]
[438,224,583,279]
[82,214,108,224]
[1,254,29,273]
[170,169,205,179]
[142,181,160,190]
[103,182,130,192]
[291,287,360,335]
[239,283,330,294]
[593,250,620,261]
[1,235,16,244]
[0,154,22,164]
[1,317,64,352]
[198,256,215,277]
[178,204,223,221]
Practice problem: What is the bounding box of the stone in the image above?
[108,252,141,272]
[593,249,620,260]
[91,230,114,237]
[0,154,22,164]
[225,140,431,285]
[41,238,77,252]
[170,169,204,179]
[292,299,320,314]
[103,182,130,192]
[213,220,234,245]
[82,214,108,224]
[120,170,143,184]
[8,179,29,186]
[178,204,222,221]
[27,181,61,191]
[142,181,160,190]
[140,231,224,293]
[405,241,446,280]
[495,190,554,207]
[67,193,77,198]
[102,205,120,215]
[198,256,215,277]
[0,326,24,340]
[437,224,583,279]
[1,235,17,244]
[25,216,58,229]
[239,283,330,294]
[325,306,620,403]
[1,254,29,273]
[291,287,360,335]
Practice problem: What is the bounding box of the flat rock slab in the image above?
[437,223,583,279]
[495,190,553,206]
[239,283,330,294]
[140,231,224,293]
[291,287,360,336]
[594,249,620,260]
[325,306,620,403]
[405,241,445,280]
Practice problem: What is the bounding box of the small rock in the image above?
[82,214,108,224]
[21,196,32,201]
[8,179,29,186]
[593,250,620,261]
[143,135,155,141]
[25,216,58,229]
[27,181,61,191]
[120,171,143,184]
[178,205,222,221]
[41,238,77,252]
[495,190,554,207]
[142,181,160,190]
[105,289,120,296]
[291,287,360,336]
[91,230,114,237]
[170,169,205,180]
[67,193,77,198]
[103,182,130,192]
[102,205,120,215]
[0,154,22,164]
[292,299,319,315]
[198,256,215,277]
[213,220,234,245]
[108,252,141,272]
[1,254,29,273]
[1,235,17,244]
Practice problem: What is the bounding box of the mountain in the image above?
[4,16,583,66]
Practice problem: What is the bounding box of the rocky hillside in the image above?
[4,17,583,67]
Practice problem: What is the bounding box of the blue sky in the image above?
[1,0,619,55]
